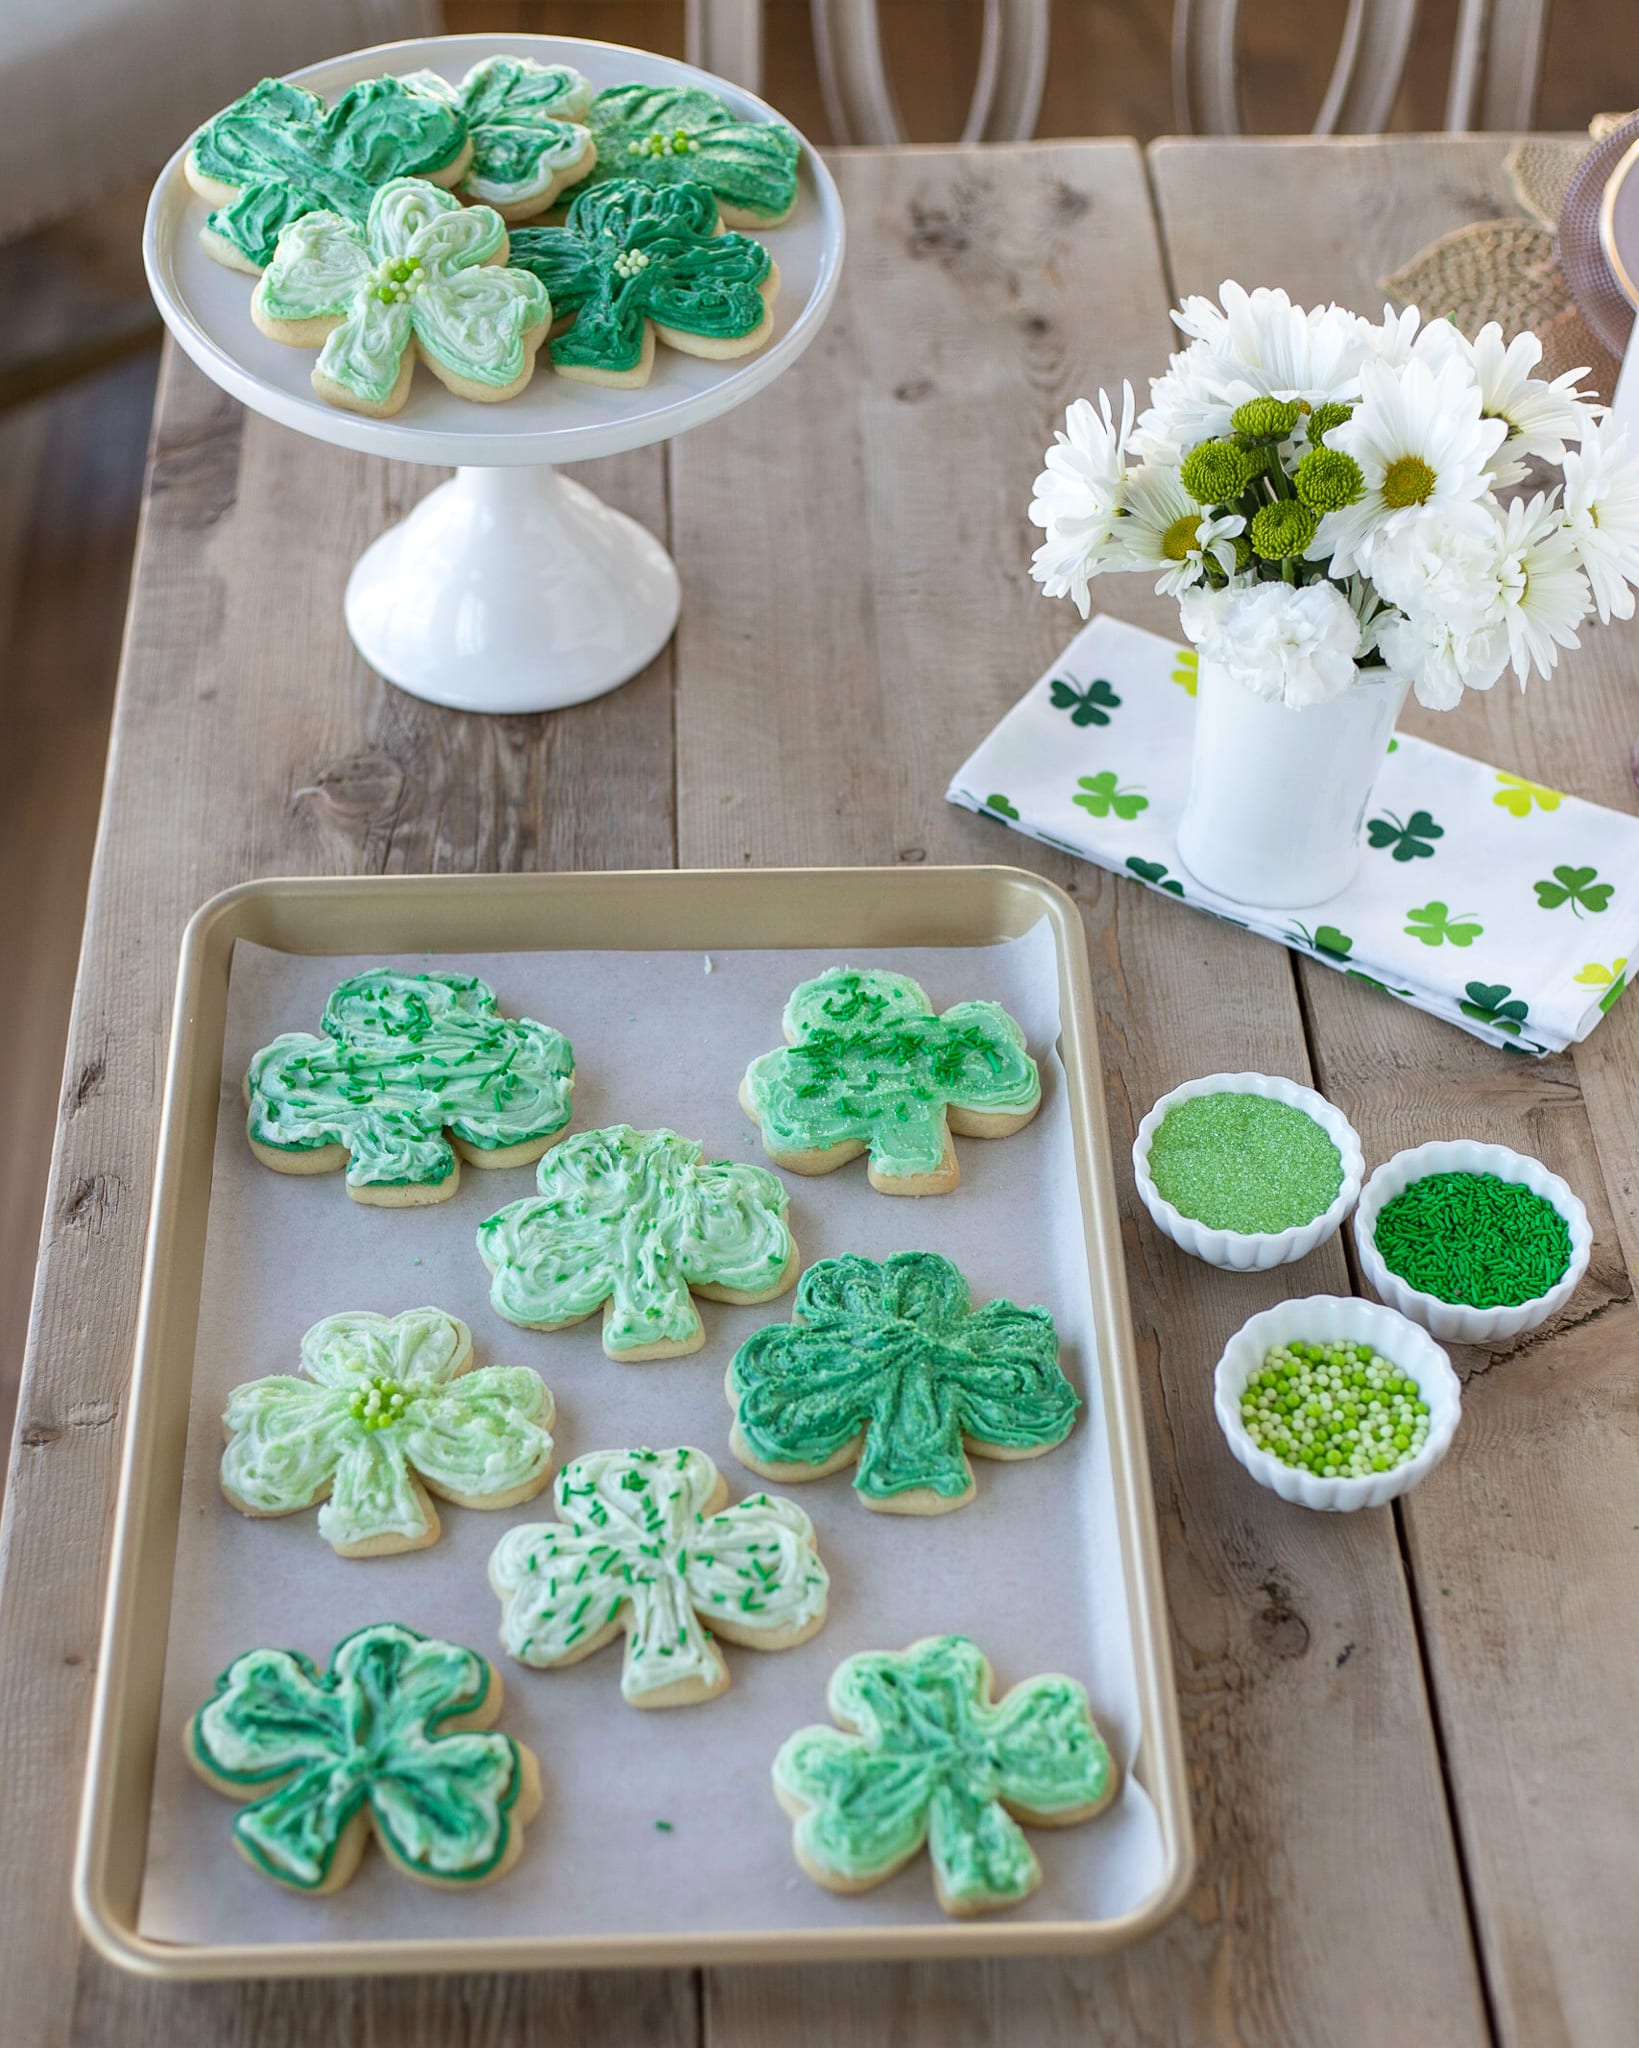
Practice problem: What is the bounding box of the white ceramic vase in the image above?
[1175,655,1410,909]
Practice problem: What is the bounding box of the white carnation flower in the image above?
[1560,416,1639,622]
[1027,385,1136,616]
[1180,576,1361,708]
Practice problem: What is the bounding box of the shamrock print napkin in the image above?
[947,614,1637,1055]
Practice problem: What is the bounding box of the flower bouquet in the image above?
[1028,283,1639,907]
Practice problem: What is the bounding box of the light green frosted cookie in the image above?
[244,967,574,1205]
[740,967,1041,1194]
[477,1124,797,1359]
[220,1307,555,1557]
[488,1445,828,1708]
[186,1622,540,1893]
[773,1634,1117,1916]
[252,177,552,415]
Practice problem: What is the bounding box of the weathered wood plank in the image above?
[676,140,1487,2048]
[0,340,686,2048]
[1151,132,1639,2048]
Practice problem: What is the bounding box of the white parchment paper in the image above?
[138,924,1167,1946]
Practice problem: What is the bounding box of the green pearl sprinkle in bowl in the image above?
[1355,1139,1592,1345]
[1133,1072,1365,1272]
[1214,1295,1462,1512]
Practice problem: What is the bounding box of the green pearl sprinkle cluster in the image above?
[373,256,425,305]
[629,128,702,158]
[1240,1341,1430,1479]
[348,1374,411,1431]
[612,246,652,280]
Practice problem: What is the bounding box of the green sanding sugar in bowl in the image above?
[1373,1171,1572,1308]
[1147,1091,1343,1234]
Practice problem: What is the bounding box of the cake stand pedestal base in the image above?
[344,463,681,714]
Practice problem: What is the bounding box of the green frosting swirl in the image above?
[509,179,773,376]
[189,1623,530,1890]
[402,58,593,210]
[742,968,1041,1182]
[489,1445,827,1703]
[478,1125,793,1354]
[583,82,800,222]
[730,1251,1078,1505]
[773,1635,1114,1913]
[244,967,572,1191]
[190,76,468,270]
[220,1307,554,1553]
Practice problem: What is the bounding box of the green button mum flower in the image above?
[1249,499,1320,560]
[1295,445,1365,512]
[1179,437,1263,504]
[773,1635,1117,1915]
[1232,395,1305,441]
[1307,400,1354,441]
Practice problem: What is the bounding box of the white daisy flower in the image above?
[1315,354,1507,575]
[1027,384,1136,615]
[1417,319,1596,482]
[1560,416,1639,621]
[1116,464,1244,596]
[1181,576,1360,708]
[1494,492,1591,681]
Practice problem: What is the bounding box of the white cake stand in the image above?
[142,32,845,713]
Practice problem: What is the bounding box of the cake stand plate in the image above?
[142,32,845,713]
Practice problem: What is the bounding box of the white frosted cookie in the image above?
[489,1446,828,1707]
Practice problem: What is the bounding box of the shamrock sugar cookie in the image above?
[477,1124,797,1360]
[221,1308,555,1558]
[401,57,597,222]
[244,968,574,1206]
[741,967,1041,1195]
[509,180,778,389]
[186,1622,541,1893]
[582,82,801,226]
[186,76,473,273]
[773,1634,1117,1916]
[728,1251,1079,1515]
[489,1445,828,1708]
[252,178,552,416]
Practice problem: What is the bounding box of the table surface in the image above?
[2,134,1635,2048]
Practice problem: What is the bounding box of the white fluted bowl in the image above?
[1214,1295,1462,1511]
[1354,1140,1592,1344]
[1132,1072,1364,1272]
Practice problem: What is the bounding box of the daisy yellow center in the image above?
[1161,513,1203,562]
[348,1374,413,1431]
[1381,454,1437,510]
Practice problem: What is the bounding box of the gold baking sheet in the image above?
[74,867,1193,1976]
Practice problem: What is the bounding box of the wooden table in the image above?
[2,134,1635,2048]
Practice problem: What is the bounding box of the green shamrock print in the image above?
[982,793,1020,820]
[220,1308,555,1556]
[254,178,551,413]
[1575,958,1630,1015]
[488,1446,828,1707]
[188,76,470,270]
[478,1125,795,1358]
[772,1634,1115,1915]
[1457,982,1530,1035]
[729,1252,1079,1513]
[1126,857,1184,897]
[1048,676,1121,727]
[1170,647,1199,696]
[1493,771,1564,817]
[740,968,1040,1191]
[509,179,774,383]
[1533,865,1613,917]
[187,1623,536,1892]
[401,57,594,218]
[1289,922,1353,960]
[245,968,574,1202]
[1367,808,1444,862]
[1072,772,1148,821]
[1405,901,1484,948]
[582,82,801,225]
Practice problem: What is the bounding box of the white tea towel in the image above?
[947,614,1637,1055]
